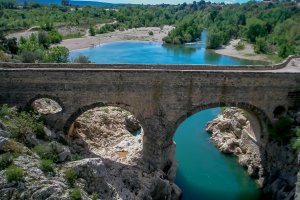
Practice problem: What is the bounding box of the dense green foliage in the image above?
[43,46,69,63]
[0,105,45,141]
[269,116,294,143]
[0,1,299,62]
[163,2,300,58]
[268,116,300,146]
[0,1,112,32]
[0,32,18,54]
[5,165,24,182]
[33,143,59,163]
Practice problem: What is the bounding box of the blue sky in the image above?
[73,0,245,4]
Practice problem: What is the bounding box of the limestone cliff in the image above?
[206,107,300,199]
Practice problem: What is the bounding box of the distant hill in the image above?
[17,0,126,7]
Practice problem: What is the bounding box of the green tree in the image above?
[278,44,294,58]
[38,31,50,49]
[48,31,63,44]
[245,19,267,43]
[254,37,268,54]
[73,55,91,63]
[43,46,69,63]
[206,32,222,49]
[89,26,95,36]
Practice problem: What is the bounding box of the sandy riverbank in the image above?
[57,26,174,51]
[214,39,269,62]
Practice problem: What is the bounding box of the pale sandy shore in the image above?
[214,39,269,62]
[57,26,174,51]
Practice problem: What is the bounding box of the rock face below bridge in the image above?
[0,105,181,200]
[207,107,300,199]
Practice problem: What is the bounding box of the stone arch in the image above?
[63,102,141,135]
[26,94,64,114]
[173,102,271,142]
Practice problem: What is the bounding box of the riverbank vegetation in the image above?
[163,2,300,59]
[0,0,299,63]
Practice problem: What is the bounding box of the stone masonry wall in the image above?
[0,58,299,172]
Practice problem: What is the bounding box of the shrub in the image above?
[73,154,83,161]
[291,128,300,150]
[234,41,245,51]
[292,138,300,150]
[92,192,98,200]
[33,143,58,162]
[148,31,154,36]
[48,31,63,44]
[5,165,24,182]
[20,49,43,63]
[39,159,54,172]
[0,104,17,118]
[206,32,222,49]
[64,168,77,187]
[69,187,81,200]
[3,140,24,155]
[89,27,96,36]
[269,116,294,143]
[73,55,91,63]
[0,105,45,141]
[43,46,69,63]
[0,50,12,62]
[0,153,13,170]
[254,37,268,54]
[38,31,50,49]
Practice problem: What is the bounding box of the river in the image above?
[69,35,262,200]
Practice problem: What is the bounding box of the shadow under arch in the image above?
[63,101,142,135]
[173,102,272,142]
[25,94,65,113]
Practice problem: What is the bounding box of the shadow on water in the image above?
[162,43,199,56]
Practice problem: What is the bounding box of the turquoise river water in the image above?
[69,35,263,200]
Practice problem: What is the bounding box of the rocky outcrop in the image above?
[206,108,263,180]
[0,105,180,200]
[69,107,143,165]
[263,142,299,199]
[207,107,300,199]
[31,98,62,114]
[0,140,72,200]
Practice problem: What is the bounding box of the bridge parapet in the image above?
[0,55,299,71]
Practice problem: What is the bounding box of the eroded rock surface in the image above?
[31,98,62,114]
[207,107,300,200]
[206,108,263,180]
[69,107,143,165]
[0,106,180,200]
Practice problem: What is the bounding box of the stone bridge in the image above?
[0,56,300,172]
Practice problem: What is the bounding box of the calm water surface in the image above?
[174,108,261,200]
[70,37,262,200]
[70,32,265,65]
